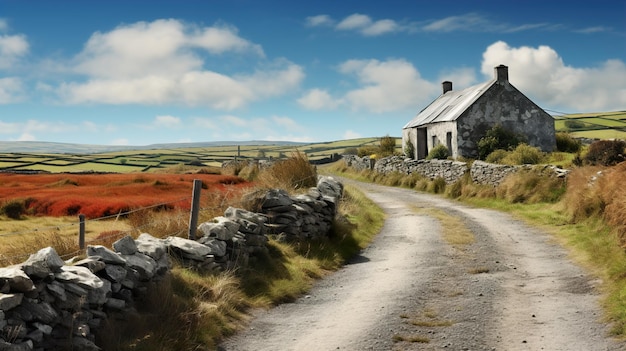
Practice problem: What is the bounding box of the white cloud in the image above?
[481,41,626,111]
[297,88,340,110]
[337,14,372,31]
[575,26,611,34]
[307,13,403,36]
[111,138,129,145]
[338,58,437,113]
[17,133,36,141]
[343,130,362,139]
[422,13,550,33]
[362,19,399,36]
[271,116,304,132]
[190,24,264,56]
[57,19,301,109]
[0,19,7,32]
[0,33,29,69]
[0,77,25,103]
[437,67,478,90]
[154,115,181,128]
[306,15,334,27]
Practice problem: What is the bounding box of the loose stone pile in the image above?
[0,176,344,350]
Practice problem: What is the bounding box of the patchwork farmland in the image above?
[554,110,626,140]
[0,138,385,173]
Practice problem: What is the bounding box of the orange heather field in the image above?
[0,173,250,219]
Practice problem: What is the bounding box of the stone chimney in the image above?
[495,64,508,83]
[442,81,453,94]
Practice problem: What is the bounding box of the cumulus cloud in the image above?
[481,41,626,111]
[0,77,25,103]
[57,19,302,109]
[437,67,478,90]
[0,33,29,69]
[338,58,437,113]
[297,88,340,110]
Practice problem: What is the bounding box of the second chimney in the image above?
[442,81,453,94]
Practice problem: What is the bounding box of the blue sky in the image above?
[0,0,624,146]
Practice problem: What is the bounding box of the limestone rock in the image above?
[0,266,34,292]
[87,246,126,265]
[22,247,65,279]
[112,236,138,255]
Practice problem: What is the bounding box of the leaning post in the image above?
[188,179,202,240]
[78,214,86,250]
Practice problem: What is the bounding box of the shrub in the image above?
[502,144,544,165]
[485,149,509,164]
[404,139,415,159]
[477,124,525,160]
[357,145,379,157]
[426,144,449,160]
[555,132,582,153]
[344,147,358,155]
[379,135,397,157]
[1,199,27,219]
[583,139,626,166]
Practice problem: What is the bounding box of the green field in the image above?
[0,137,393,173]
[554,110,626,139]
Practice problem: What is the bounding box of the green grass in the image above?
[555,110,626,139]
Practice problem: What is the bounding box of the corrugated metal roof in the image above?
[403,79,495,129]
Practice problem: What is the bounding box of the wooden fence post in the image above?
[188,179,202,240]
[78,214,86,250]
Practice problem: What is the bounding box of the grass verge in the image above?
[326,158,626,339]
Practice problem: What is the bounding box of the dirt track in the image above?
[220,179,624,351]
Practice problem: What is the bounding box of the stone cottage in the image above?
[402,65,555,160]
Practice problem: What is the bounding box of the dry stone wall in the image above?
[0,176,343,350]
[343,155,568,186]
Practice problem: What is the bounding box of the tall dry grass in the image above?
[255,151,318,191]
[562,162,626,246]
[496,168,566,204]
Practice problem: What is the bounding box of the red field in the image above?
[0,173,250,219]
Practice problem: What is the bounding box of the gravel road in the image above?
[220,179,624,351]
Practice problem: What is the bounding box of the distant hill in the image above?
[0,140,306,154]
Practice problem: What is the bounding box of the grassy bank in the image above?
[326,159,626,338]
[100,155,384,350]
